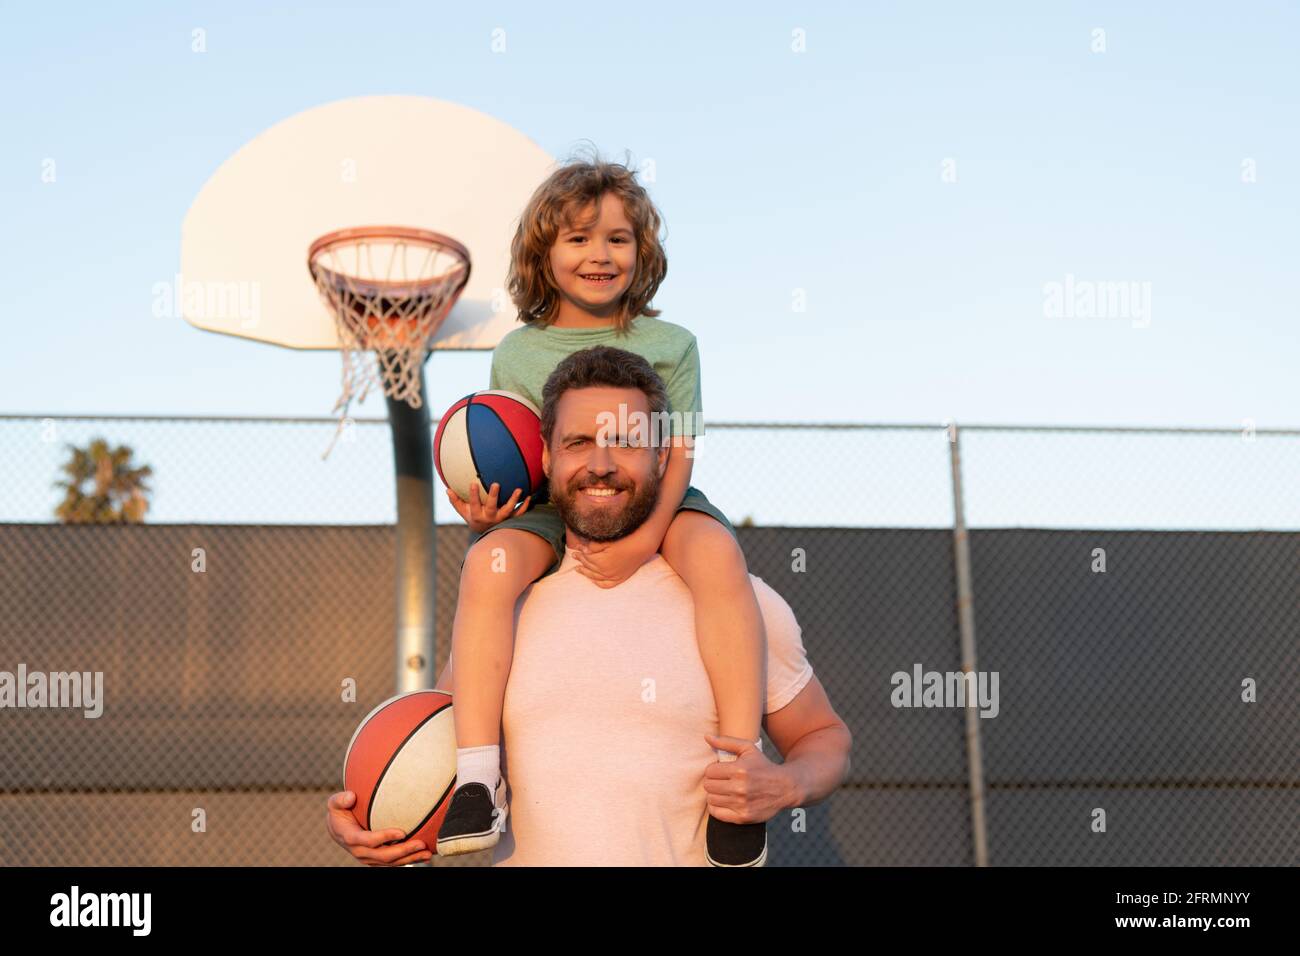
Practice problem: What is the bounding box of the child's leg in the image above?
[660,511,766,746]
[439,528,557,854]
[450,529,558,750]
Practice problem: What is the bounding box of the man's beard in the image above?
[550,468,661,543]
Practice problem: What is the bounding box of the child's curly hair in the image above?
[507,144,667,333]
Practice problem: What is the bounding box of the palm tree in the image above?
[53,438,154,524]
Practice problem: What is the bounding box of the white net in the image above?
[308,229,470,458]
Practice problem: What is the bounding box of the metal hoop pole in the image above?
[948,423,990,867]
[386,360,436,693]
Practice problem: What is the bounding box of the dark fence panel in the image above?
[2,523,1295,866]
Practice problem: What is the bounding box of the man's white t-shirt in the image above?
[491,550,814,866]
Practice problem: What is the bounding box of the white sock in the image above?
[456,744,500,793]
[715,737,762,763]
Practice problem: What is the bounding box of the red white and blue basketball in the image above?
[434,390,546,504]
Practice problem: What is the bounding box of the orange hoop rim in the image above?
[307,226,472,296]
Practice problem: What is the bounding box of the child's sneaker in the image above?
[706,816,767,867]
[436,778,508,856]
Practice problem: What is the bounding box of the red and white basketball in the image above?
[343,690,456,852]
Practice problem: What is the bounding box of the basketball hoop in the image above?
[309,226,471,457]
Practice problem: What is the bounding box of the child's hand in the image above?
[571,536,654,589]
[446,482,532,535]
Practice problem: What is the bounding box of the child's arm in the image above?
[570,436,693,586]
[628,435,693,554]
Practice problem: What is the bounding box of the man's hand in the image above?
[702,734,796,824]
[326,790,433,866]
[570,534,656,589]
[446,482,532,536]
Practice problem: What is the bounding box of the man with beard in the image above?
[327,346,851,865]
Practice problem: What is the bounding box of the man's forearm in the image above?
[779,726,852,807]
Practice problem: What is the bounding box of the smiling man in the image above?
[327,346,851,866]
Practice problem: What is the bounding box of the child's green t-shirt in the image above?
[488,315,706,437]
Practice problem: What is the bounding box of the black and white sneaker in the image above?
[706,816,767,867]
[436,778,508,856]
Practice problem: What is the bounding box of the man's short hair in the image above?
[540,346,670,448]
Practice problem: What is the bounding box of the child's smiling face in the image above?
[548,192,638,324]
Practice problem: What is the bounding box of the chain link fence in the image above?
[0,415,1296,866]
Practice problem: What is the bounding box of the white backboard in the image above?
[180,96,555,350]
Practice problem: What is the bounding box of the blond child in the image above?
[438,156,768,866]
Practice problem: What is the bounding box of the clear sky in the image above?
[1,2,1296,527]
